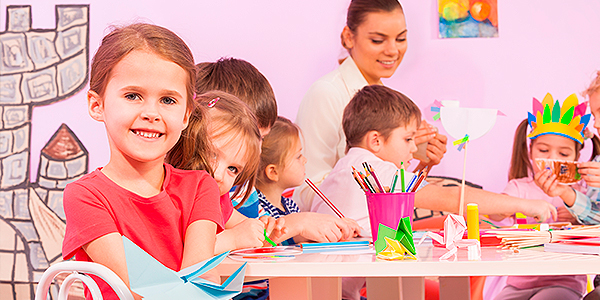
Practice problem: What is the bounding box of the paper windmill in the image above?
[431,100,504,215]
[375,217,417,260]
[417,214,480,261]
[123,236,247,300]
[434,100,503,146]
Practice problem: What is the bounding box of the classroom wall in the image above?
[1,0,599,194]
[1,0,600,299]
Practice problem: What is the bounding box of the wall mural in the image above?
[0,4,89,299]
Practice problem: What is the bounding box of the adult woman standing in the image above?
[295,0,445,211]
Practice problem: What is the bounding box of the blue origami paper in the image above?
[122,236,247,300]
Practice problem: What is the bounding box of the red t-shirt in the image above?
[62,164,222,299]
[220,193,234,225]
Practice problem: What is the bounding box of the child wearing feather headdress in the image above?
[491,93,599,300]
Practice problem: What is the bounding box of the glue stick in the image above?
[467,203,480,241]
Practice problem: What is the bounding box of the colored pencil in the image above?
[409,166,430,192]
[367,164,385,193]
[390,170,399,193]
[400,162,405,192]
[264,229,277,247]
[405,173,417,192]
[360,172,376,193]
[305,178,345,218]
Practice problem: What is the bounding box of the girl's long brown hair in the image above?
[508,119,600,180]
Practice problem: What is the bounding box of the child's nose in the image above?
[141,102,161,122]
[409,140,418,153]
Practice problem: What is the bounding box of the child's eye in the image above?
[406,138,413,142]
[161,97,177,105]
[227,166,239,175]
[560,152,571,157]
[371,39,384,44]
[538,149,548,153]
[125,93,141,101]
[396,37,407,43]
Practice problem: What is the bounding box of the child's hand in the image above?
[518,198,557,223]
[533,169,572,198]
[229,218,267,249]
[259,216,288,245]
[414,120,437,145]
[556,206,580,224]
[338,217,362,240]
[284,212,348,242]
[578,161,600,188]
[425,133,447,166]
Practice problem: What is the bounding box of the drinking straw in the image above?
[390,170,399,193]
[400,162,405,193]
[264,229,277,247]
[305,178,345,218]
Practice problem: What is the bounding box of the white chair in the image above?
[35,261,135,300]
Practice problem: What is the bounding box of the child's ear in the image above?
[88,90,104,122]
[265,164,279,182]
[182,108,192,130]
[364,130,383,153]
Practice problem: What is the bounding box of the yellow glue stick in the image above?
[467,203,480,241]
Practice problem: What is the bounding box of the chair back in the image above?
[35,261,134,300]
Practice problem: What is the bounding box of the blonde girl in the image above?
[62,23,221,300]
[255,116,361,244]
[167,91,284,253]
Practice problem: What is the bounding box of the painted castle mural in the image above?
[0,4,89,299]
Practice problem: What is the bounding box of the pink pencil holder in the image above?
[366,192,415,241]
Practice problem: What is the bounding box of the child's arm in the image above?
[416,184,557,222]
[182,220,219,283]
[276,212,361,243]
[83,233,143,300]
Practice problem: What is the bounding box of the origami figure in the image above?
[375,217,417,260]
[123,236,247,300]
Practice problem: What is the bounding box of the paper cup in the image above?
[534,158,580,184]
[365,192,415,241]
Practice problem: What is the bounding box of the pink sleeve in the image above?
[62,182,119,260]
[502,179,522,198]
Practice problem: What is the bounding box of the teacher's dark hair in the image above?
[342,0,404,49]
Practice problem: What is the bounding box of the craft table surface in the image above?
[216,244,600,300]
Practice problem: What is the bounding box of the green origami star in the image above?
[374,217,416,255]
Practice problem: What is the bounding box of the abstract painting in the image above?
[439,0,498,38]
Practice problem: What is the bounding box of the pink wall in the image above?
[2,0,600,193]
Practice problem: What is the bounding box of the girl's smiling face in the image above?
[530,134,578,173]
[89,49,190,165]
